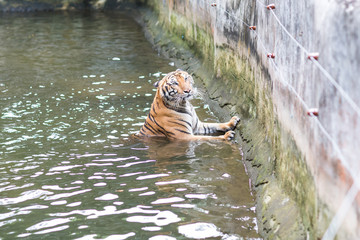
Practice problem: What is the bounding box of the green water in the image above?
[0,11,260,239]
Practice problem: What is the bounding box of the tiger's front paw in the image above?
[228,116,240,130]
[224,130,236,141]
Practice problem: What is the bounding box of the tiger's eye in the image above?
[168,76,178,85]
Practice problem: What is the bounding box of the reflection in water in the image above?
[178,222,223,239]
[0,11,260,239]
[135,136,198,160]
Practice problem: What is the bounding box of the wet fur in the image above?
[136,69,240,141]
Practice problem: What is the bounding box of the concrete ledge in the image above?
[136,7,311,239]
[137,1,360,239]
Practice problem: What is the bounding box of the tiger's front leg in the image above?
[194,116,240,135]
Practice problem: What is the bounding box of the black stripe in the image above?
[149,113,175,136]
[148,113,155,122]
[175,107,191,115]
[163,100,192,116]
[175,128,191,135]
[145,121,164,135]
[147,113,152,122]
[161,88,170,101]
[147,116,167,136]
[206,126,211,134]
[152,104,157,115]
[169,120,190,130]
[193,119,198,131]
[203,125,207,134]
[211,126,217,133]
[177,119,192,128]
[143,122,156,135]
[139,128,146,136]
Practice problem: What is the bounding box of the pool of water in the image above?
[0,11,260,239]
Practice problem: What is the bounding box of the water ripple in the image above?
[151,197,185,205]
[75,232,135,240]
[136,173,169,180]
[126,210,181,226]
[149,236,176,240]
[119,172,145,177]
[49,165,82,172]
[178,222,223,239]
[155,179,189,185]
[95,193,118,201]
[0,183,34,193]
[26,218,72,231]
[0,190,53,205]
[117,160,156,168]
[44,189,91,201]
[42,185,81,191]
[0,11,259,239]
[93,156,139,162]
[33,225,70,235]
[142,226,162,232]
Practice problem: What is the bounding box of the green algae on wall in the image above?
[215,43,318,239]
[210,50,316,239]
[142,1,319,239]
[157,10,215,69]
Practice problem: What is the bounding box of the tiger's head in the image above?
[155,69,195,103]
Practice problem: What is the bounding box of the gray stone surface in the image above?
[143,0,360,239]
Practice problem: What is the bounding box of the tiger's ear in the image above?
[153,81,159,88]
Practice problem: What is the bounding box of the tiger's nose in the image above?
[184,89,191,94]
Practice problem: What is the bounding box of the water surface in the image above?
[0,11,260,239]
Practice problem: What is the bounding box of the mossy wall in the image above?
[143,0,360,239]
[141,2,313,239]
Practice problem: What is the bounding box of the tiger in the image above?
[136,69,240,141]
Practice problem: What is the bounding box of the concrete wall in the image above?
[143,0,360,239]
